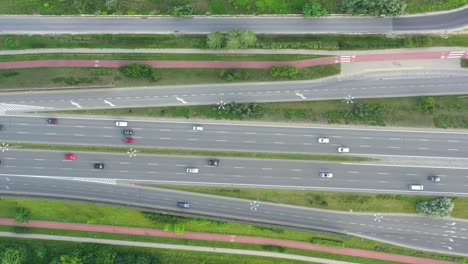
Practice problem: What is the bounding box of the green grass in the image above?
[151,186,468,219]
[1,34,467,52]
[9,142,373,162]
[0,53,325,62]
[0,0,466,15]
[462,58,468,68]
[0,199,465,263]
[67,95,468,129]
[0,64,340,90]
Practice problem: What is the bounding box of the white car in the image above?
[317,137,330,144]
[320,172,333,178]
[186,167,199,174]
[337,147,350,153]
[115,121,128,127]
[192,125,204,131]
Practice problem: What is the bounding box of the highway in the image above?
[1,150,468,194]
[1,116,467,159]
[2,73,468,114]
[0,8,467,34]
[0,150,467,256]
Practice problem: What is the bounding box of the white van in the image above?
[115,121,128,127]
[409,184,424,191]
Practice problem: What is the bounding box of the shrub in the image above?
[170,4,195,17]
[3,37,17,48]
[225,30,242,49]
[14,207,31,223]
[350,103,387,125]
[270,65,299,78]
[240,29,257,47]
[219,69,250,81]
[311,238,344,247]
[207,0,227,14]
[73,0,93,14]
[303,3,327,17]
[119,63,156,79]
[341,0,406,16]
[229,0,251,12]
[0,71,19,79]
[417,97,436,113]
[216,101,265,120]
[434,115,468,129]
[2,247,28,264]
[105,0,118,12]
[416,197,454,217]
[207,32,224,49]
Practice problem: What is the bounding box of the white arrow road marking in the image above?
[70,100,82,108]
[103,100,115,107]
[445,230,456,234]
[295,91,306,99]
[447,238,454,242]
[442,246,453,250]
[176,97,187,104]
[447,222,457,226]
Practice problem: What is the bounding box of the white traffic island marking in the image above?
[70,100,82,108]
[295,91,307,99]
[103,100,116,107]
[373,214,383,222]
[176,96,187,104]
[0,103,52,115]
[250,200,260,211]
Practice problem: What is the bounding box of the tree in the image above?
[416,197,454,217]
[14,207,31,223]
[225,30,242,49]
[105,0,118,12]
[303,2,327,17]
[59,255,83,264]
[207,32,224,49]
[1,247,27,264]
[418,97,436,113]
[239,29,257,48]
[341,0,405,16]
[170,4,195,17]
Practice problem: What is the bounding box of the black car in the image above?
[177,202,190,209]
[207,159,220,166]
[122,129,133,136]
[47,118,58,124]
[0,160,2,166]
[93,163,105,169]
[0,124,3,131]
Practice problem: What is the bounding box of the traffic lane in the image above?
[1,176,467,255]
[393,6,468,31]
[2,74,468,112]
[2,150,468,194]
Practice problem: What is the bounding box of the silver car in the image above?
[320,172,333,178]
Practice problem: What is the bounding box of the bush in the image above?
[434,115,468,129]
[14,207,31,223]
[341,0,406,16]
[119,63,159,81]
[239,29,257,47]
[2,247,28,264]
[207,0,227,14]
[303,3,327,17]
[229,0,251,12]
[0,71,19,80]
[207,32,224,49]
[350,103,387,125]
[418,97,436,113]
[311,238,344,247]
[105,0,118,12]
[270,65,299,78]
[216,101,265,120]
[219,69,250,81]
[170,4,195,16]
[3,37,17,48]
[51,77,97,86]
[416,197,454,217]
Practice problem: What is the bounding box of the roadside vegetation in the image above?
[67,95,468,129]
[462,58,468,67]
[1,34,468,51]
[0,0,466,15]
[0,64,340,90]
[8,143,373,162]
[152,186,468,219]
[0,198,465,263]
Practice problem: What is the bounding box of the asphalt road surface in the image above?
[0,157,467,256]
[1,150,468,195]
[2,73,468,114]
[0,8,467,34]
[1,116,467,159]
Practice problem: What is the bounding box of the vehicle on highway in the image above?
[122,137,134,143]
[319,171,333,178]
[186,167,199,173]
[192,125,203,131]
[115,121,128,127]
[428,176,441,182]
[65,153,77,160]
[122,129,133,135]
[47,118,58,124]
[409,184,424,191]
[208,159,220,166]
[317,137,330,143]
[177,202,190,209]
[337,147,350,153]
[0,124,3,131]
[93,163,105,169]
[0,160,2,166]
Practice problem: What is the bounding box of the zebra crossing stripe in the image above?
[446,51,466,59]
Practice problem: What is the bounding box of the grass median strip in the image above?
[12,142,374,162]
[462,58,468,68]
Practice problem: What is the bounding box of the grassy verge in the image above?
[0,0,466,15]
[0,34,467,51]
[0,199,464,263]
[0,53,325,62]
[0,64,340,90]
[462,58,468,68]
[152,186,468,219]
[65,95,468,129]
[10,142,373,162]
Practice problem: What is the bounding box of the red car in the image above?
[65,153,77,160]
[47,118,58,124]
[122,137,134,143]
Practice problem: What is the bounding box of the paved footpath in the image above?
[0,218,455,264]
[0,48,466,69]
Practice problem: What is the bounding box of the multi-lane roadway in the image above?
[0,7,467,35]
[2,73,468,114]
[1,116,467,159]
[1,151,468,256]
